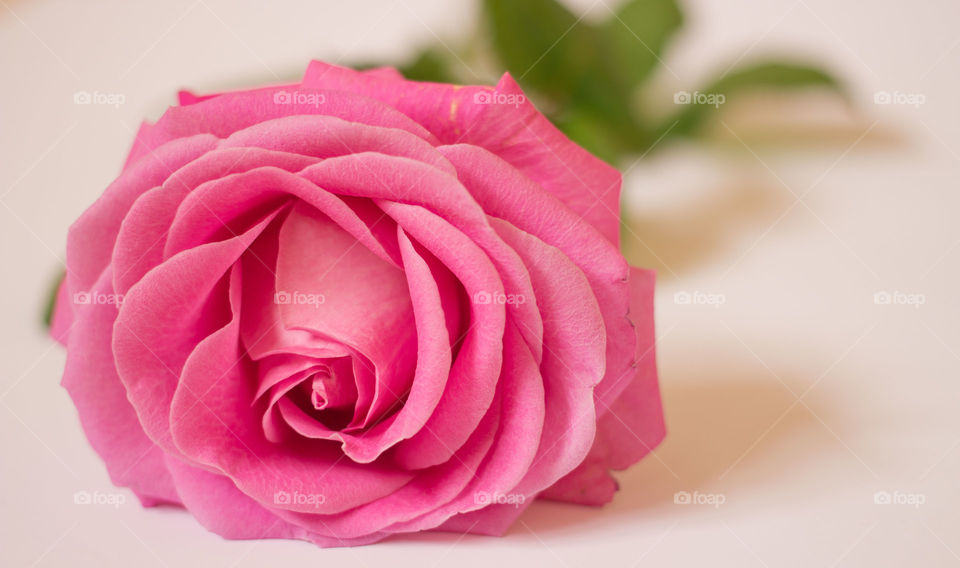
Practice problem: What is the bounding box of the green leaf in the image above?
[709,61,841,94]
[483,0,597,100]
[602,0,683,88]
[558,79,656,162]
[554,110,628,165]
[668,60,844,136]
[43,270,65,329]
[398,48,459,84]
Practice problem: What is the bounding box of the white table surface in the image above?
[2,0,958,566]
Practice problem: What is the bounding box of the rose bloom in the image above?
[50,61,665,547]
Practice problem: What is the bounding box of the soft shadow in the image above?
[515,373,831,537]
[624,177,790,277]
[623,96,903,279]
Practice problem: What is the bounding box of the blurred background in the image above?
[2,0,958,566]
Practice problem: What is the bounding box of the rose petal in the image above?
[489,220,603,497]
[163,455,303,541]
[272,226,460,462]
[386,321,544,533]
[435,499,534,537]
[164,167,398,268]
[437,144,635,411]
[130,87,440,159]
[301,62,621,244]
[298,152,543,362]
[302,61,490,143]
[113,211,281,456]
[374,202,506,469]
[221,114,456,176]
[168,263,415,515]
[113,147,318,296]
[275,202,416,429]
[540,267,665,504]
[275,386,502,540]
[459,74,622,245]
[69,134,217,298]
[61,267,179,505]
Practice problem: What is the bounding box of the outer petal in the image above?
[384,322,544,534]
[460,73,622,245]
[61,267,179,505]
[166,453,393,547]
[302,61,622,244]
[124,87,440,165]
[541,267,665,505]
[67,134,218,298]
[436,499,534,537]
[302,61,489,143]
[489,220,603,498]
[113,147,319,296]
[163,455,303,541]
[49,277,73,345]
[437,144,634,412]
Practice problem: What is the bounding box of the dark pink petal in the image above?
[164,455,303,541]
[167,455,392,547]
[221,115,456,175]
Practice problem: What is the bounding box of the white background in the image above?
[1,0,958,566]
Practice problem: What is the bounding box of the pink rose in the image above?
[51,61,665,547]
